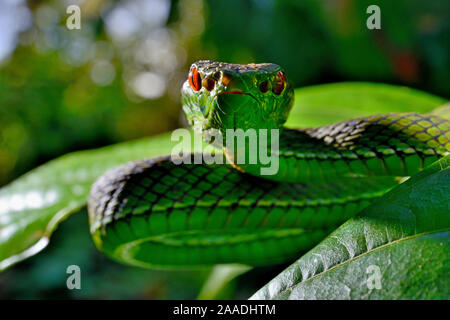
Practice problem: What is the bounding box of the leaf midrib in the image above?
[271,227,450,299]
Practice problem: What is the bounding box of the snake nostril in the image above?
[203,78,215,91]
[259,80,269,93]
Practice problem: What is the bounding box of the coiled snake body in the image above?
[88,61,449,268]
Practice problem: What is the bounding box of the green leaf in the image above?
[250,156,450,300]
[0,83,446,271]
[286,82,447,128]
[0,133,187,270]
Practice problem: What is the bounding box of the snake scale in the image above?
[88,61,449,268]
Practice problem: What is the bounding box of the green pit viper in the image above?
[88,61,450,268]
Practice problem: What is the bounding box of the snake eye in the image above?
[272,71,286,95]
[203,78,215,91]
[189,67,202,91]
[259,80,269,93]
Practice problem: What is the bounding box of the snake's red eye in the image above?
[272,71,286,95]
[189,67,201,91]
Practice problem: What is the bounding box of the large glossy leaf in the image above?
[0,82,446,271]
[286,82,447,127]
[250,155,450,300]
[0,133,189,271]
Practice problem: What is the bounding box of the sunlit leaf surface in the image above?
[251,156,449,300]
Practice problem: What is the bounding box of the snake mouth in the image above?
[219,90,248,95]
[218,90,258,102]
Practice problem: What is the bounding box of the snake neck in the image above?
[226,112,450,182]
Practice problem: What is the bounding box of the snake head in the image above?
[181,60,294,144]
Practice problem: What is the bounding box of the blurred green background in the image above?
[0,0,448,299]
